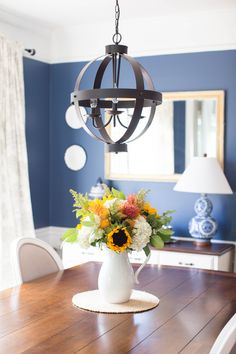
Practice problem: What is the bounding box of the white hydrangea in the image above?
[77,214,103,248]
[131,215,152,252]
[77,225,92,249]
[104,198,126,209]
[89,228,104,243]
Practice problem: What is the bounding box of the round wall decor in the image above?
[64,145,86,171]
[65,105,87,129]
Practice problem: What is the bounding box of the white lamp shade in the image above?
[174,157,233,194]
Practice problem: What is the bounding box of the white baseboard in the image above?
[36,226,236,272]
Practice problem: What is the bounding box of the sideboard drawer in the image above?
[62,243,103,268]
[158,251,215,270]
[128,250,157,264]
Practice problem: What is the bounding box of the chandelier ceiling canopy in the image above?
[71,0,162,153]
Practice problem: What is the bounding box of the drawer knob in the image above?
[178,262,194,266]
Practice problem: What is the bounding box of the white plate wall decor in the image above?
[65,105,87,129]
[64,145,87,171]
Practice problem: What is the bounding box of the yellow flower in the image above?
[107,226,132,252]
[76,224,82,230]
[89,199,109,220]
[100,219,109,229]
[143,202,159,217]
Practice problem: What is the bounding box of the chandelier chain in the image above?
[112,0,122,44]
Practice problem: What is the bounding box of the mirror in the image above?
[105,90,224,181]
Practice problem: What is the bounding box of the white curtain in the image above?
[0,34,35,290]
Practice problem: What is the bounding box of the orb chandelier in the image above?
[71,0,162,153]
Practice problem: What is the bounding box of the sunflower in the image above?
[107,226,132,252]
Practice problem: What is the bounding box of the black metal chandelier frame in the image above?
[71,0,162,153]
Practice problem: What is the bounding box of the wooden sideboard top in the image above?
[160,240,235,256]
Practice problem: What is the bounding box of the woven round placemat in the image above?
[72,290,159,314]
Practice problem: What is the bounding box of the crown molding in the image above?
[0,8,52,63]
[1,7,236,63]
[50,9,236,63]
[0,8,52,36]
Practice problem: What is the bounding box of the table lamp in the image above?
[174,156,233,245]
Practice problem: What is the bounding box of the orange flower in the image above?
[100,219,109,229]
[88,199,109,220]
[126,219,135,228]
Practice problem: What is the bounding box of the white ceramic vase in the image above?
[98,247,150,304]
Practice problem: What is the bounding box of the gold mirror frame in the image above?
[105,90,224,182]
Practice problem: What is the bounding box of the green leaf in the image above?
[146,214,163,229]
[81,220,94,227]
[88,213,95,223]
[156,232,172,242]
[160,215,172,226]
[158,228,173,236]
[111,187,126,200]
[150,235,164,249]
[75,209,84,218]
[61,228,78,243]
[143,245,151,257]
[163,209,175,215]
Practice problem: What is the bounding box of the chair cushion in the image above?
[19,244,60,282]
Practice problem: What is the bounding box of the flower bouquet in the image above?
[62,185,174,257]
[63,185,174,304]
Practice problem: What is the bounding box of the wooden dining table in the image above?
[0,262,236,354]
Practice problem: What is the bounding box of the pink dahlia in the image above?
[127,194,138,205]
[122,202,140,219]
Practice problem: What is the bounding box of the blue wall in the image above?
[24,58,50,228]
[174,101,186,173]
[112,51,236,241]
[24,50,236,241]
[49,62,106,226]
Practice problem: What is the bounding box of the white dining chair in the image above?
[11,237,64,284]
[209,313,236,354]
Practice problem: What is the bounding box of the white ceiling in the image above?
[0,0,236,28]
[0,0,236,63]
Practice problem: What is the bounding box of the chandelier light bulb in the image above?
[112,97,119,104]
[90,99,98,109]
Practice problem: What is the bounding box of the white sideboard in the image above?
[62,240,234,272]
